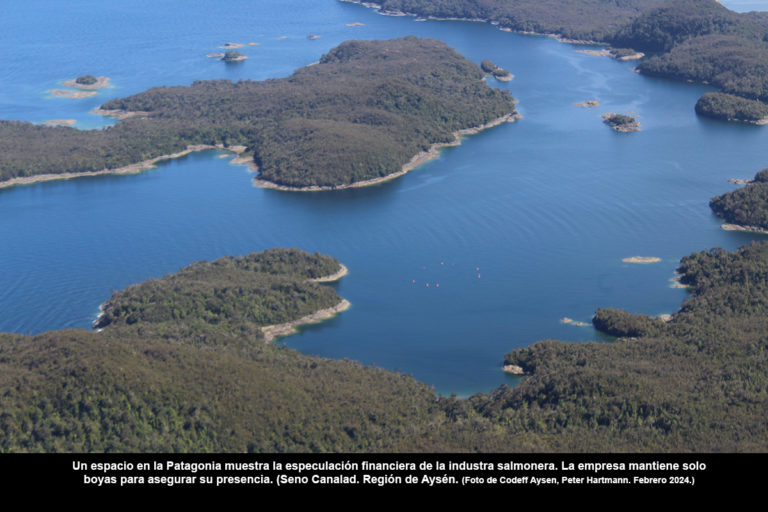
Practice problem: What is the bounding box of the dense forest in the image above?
[710,168,768,229]
[695,92,768,122]
[358,0,664,41]
[0,37,517,189]
[3,242,768,452]
[351,0,768,120]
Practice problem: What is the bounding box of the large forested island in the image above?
[350,0,768,123]
[0,37,517,189]
[3,243,768,452]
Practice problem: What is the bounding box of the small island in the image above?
[62,75,111,90]
[602,112,640,132]
[480,59,513,82]
[221,50,247,62]
[711,168,768,232]
[574,99,599,108]
[220,42,243,49]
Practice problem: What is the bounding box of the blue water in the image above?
[2,0,768,395]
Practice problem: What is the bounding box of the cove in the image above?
[2,0,768,395]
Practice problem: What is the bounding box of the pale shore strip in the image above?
[623,256,661,263]
[576,49,644,61]
[310,264,349,282]
[40,119,76,126]
[91,107,151,120]
[722,223,768,235]
[262,299,351,343]
[254,111,521,192]
[48,89,97,99]
[0,143,254,190]
[503,364,525,375]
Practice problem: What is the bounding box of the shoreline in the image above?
[254,111,520,192]
[48,89,97,99]
[262,299,351,343]
[310,263,349,282]
[91,107,151,120]
[0,143,255,190]
[344,0,603,45]
[721,223,768,235]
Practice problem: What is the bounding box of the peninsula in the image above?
[0,37,517,189]
[480,59,513,82]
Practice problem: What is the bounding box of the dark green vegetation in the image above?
[710,169,768,229]
[695,92,768,123]
[75,75,98,85]
[0,37,516,188]
[609,47,641,58]
[480,59,511,79]
[494,242,768,451]
[0,249,453,452]
[222,51,245,62]
[591,308,668,338]
[93,249,343,342]
[367,0,665,41]
[4,243,768,451]
[602,113,640,131]
[357,0,768,120]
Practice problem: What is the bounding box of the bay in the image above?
[1,0,767,395]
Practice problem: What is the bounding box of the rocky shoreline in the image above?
[310,264,349,282]
[91,107,151,120]
[262,299,351,343]
[721,223,768,235]
[0,143,255,190]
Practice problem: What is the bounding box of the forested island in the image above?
[602,112,641,132]
[3,243,768,452]
[346,0,768,123]
[710,168,768,231]
[0,37,517,190]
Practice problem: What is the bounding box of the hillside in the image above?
[3,243,768,452]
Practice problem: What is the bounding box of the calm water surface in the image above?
[2,0,767,395]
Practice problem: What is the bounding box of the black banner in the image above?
[0,453,763,496]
